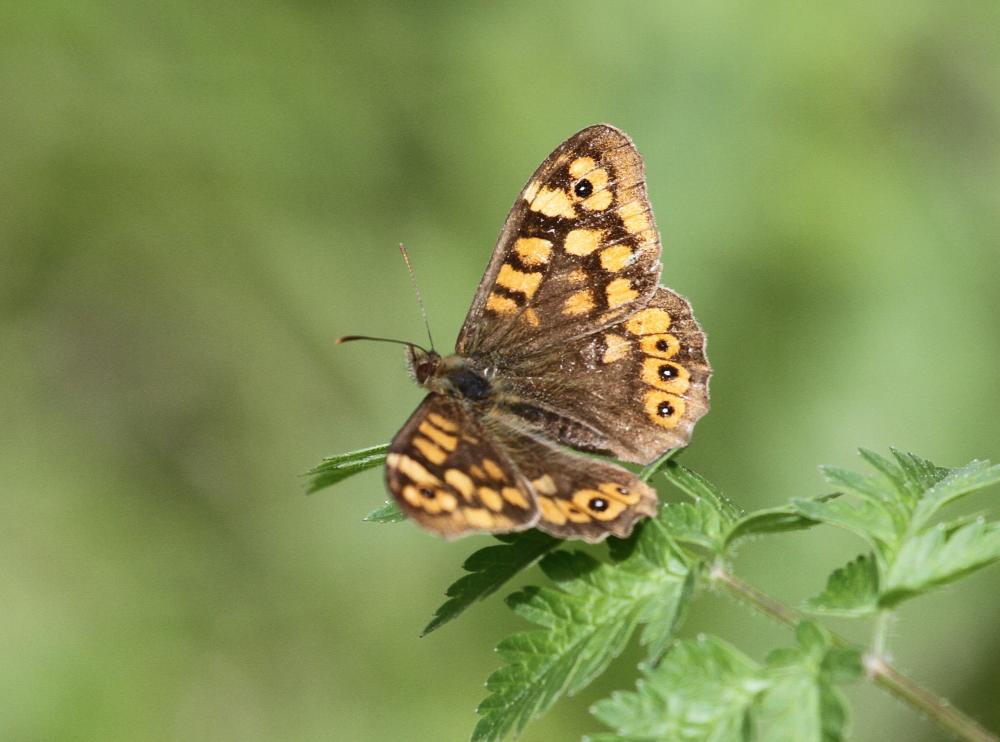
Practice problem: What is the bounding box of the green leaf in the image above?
[473,509,692,742]
[306,443,389,493]
[422,531,558,636]
[590,624,859,742]
[661,461,743,524]
[857,448,908,496]
[724,494,838,549]
[804,554,879,617]
[590,635,763,741]
[753,622,856,742]
[881,519,1000,607]
[890,448,949,501]
[793,495,897,552]
[911,459,1000,530]
[657,498,726,555]
[363,500,406,523]
[821,465,898,508]
[800,449,1000,612]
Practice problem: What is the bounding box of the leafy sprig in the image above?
[796,449,1000,613]
[310,447,1000,741]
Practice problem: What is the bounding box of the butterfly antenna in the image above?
[399,242,435,351]
[336,335,428,353]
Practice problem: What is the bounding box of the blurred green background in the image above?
[2,2,999,740]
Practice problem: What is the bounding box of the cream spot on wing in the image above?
[538,498,567,525]
[522,308,540,327]
[569,156,596,178]
[568,268,587,283]
[564,228,602,256]
[531,474,557,496]
[562,290,595,316]
[496,264,542,298]
[585,168,609,191]
[477,486,504,512]
[619,200,652,235]
[626,307,672,335]
[401,485,423,507]
[445,469,475,500]
[582,189,613,211]
[606,278,638,308]
[514,237,553,266]
[413,436,447,464]
[469,464,485,480]
[523,180,540,204]
[436,491,458,512]
[530,187,576,218]
[482,458,506,481]
[463,507,494,529]
[602,333,629,363]
[556,499,591,523]
[501,486,530,509]
[426,413,458,432]
[486,292,518,315]
[393,454,440,486]
[599,244,634,272]
[418,421,458,451]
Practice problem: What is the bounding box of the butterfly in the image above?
[380,124,710,542]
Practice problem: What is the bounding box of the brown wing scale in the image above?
[385,395,538,539]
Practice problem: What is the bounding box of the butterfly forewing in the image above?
[457,125,662,358]
[385,395,539,538]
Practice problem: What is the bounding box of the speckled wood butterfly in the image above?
[368,125,710,542]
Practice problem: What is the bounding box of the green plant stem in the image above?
[708,562,997,742]
[872,609,891,659]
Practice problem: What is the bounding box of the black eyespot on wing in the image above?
[589,497,609,512]
[658,364,678,381]
[574,179,593,198]
[657,400,674,418]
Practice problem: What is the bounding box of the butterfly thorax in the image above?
[406,347,492,402]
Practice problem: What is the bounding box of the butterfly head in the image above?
[406,345,442,386]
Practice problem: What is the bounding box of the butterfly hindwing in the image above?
[457,124,662,358]
[385,395,539,539]
[486,421,658,543]
[496,286,711,464]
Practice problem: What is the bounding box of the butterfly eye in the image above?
[573,179,593,198]
[415,361,434,383]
